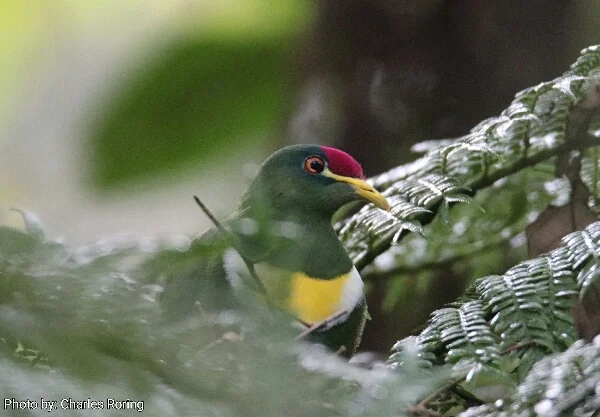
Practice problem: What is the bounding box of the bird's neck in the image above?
[235,206,353,278]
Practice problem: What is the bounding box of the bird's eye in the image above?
[304,156,325,174]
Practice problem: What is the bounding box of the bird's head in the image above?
[244,145,390,219]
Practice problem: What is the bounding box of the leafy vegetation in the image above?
[0,224,439,417]
[390,224,598,414]
[86,1,313,189]
[460,337,600,417]
[89,39,290,188]
[352,45,600,415]
[2,46,600,416]
[336,45,600,271]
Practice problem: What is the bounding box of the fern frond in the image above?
[580,146,600,210]
[390,301,500,379]
[390,222,600,377]
[438,302,499,366]
[562,221,600,296]
[337,45,600,271]
[459,335,600,417]
[389,221,600,416]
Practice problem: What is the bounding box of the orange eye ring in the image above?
[304,156,326,174]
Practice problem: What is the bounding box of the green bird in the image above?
[161,144,390,355]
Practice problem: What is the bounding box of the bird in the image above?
[160,144,390,356]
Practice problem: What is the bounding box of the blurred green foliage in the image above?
[90,38,291,188]
[0,219,438,417]
[88,2,316,189]
[0,0,313,189]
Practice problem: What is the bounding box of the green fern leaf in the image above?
[337,45,600,271]
[459,335,600,417]
[561,222,600,296]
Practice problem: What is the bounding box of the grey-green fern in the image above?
[460,336,600,417]
[388,217,600,416]
[564,223,600,295]
[388,224,594,366]
[369,46,600,417]
[336,45,600,271]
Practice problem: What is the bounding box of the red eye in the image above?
[304,156,325,174]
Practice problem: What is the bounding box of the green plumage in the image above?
[161,145,379,355]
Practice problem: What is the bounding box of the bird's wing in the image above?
[146,226,235,319]
[154,213,276,320]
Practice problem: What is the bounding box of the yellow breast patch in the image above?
[287,272,351,325]
[225,250,363,326]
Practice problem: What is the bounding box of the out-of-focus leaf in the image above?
[90,39,290,188]
[0,224,443,417]
[459,336,600,417]
[7,208,45,241]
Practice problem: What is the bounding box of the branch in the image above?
[408,378,463,417]
[364,235,511,280]
[193,196,228,235]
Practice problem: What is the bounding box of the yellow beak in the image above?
[323,170,391,212]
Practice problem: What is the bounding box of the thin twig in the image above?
[193,196,269,298]
[408,378,463,417]
[501,340,537,355]
[335,345,347,356]
[193,196,228,234]
[450,384,484,406]
[295,310,348,340]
